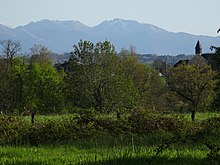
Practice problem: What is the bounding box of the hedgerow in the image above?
[0,112,219,159]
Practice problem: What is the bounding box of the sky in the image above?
[0,0,220,36]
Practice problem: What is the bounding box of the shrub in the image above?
[0,116,29,145]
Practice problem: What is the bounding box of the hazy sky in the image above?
[0,0,220,36]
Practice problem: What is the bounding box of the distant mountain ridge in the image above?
[0,18,220,55]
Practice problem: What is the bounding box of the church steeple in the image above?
[195,40,202,55]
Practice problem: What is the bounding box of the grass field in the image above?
[0,141,213,165]
[0,133,219,165]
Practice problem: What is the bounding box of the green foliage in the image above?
[65,40,139,113]
[0,114,219,163]
[64,40,168,114]
[166,64,216,120]
[153,117,220,162]
[0,57,29,113]
[0,44,64,114]
[211,47,220,111]
[25,63,64,113]
[127,107,198,136]
[0,39,220,164]
[0,113,204,146]
[0,145,213,165]
[119,54,168,112]
[1,40,218,116]
[0,116,29,145]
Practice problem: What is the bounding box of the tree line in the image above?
[0,39,219,121]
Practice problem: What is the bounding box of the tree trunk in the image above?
[31,112,35,124]
[191,110,196,121]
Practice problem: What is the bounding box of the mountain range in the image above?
[0,18,220,55]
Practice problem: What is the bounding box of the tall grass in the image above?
[0,132,218,164]
[0,142,215,165]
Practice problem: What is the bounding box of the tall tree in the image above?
[64,40,138,113]
[0,40,21,60]
[119,47,167,112]
[23,45,63,113]
[25,62,64,113]
[29,44,53,65]
[166,64,216,121]
[0,40,23,113]
[0,40,21,74]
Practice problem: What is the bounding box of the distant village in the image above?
[53,40,215,67]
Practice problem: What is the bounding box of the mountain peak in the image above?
[94,18,167,34]
[16,19,89,32]
[107,18,138,24]
[97,18,139,27]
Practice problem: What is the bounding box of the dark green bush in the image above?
[0,116,30,145]
[127,108,197,136]
[0,114,217,148]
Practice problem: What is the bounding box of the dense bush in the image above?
[153,117,220,162]
[0,116,30,145]
[127,108,198,136]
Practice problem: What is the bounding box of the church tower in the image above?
[190,40,207,66]
[195,40,202,55]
